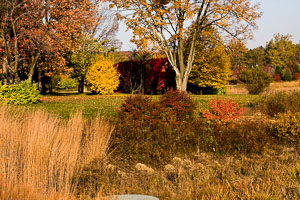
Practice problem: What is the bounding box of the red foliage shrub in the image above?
[274,74,281,81]
[293,73,300,80]
[202,99,245,123]
[113,93,198,164]
[159,90,196,122]
[117,95,159,131]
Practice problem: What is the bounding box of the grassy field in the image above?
[25,80,299,120]
[23,92,259,120]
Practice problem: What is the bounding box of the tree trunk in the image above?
[27,53,40,82]
[78,77,85,93]
[2,57,8,85]
[175,73,188,92]
[38,68,43,92]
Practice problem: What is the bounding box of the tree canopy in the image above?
[108,0,261,91]
[265,34,297,68]
[0,0,103,84]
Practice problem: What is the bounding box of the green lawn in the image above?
[23,92,260,120]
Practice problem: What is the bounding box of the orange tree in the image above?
[108,0,261,92]
[0,0,101,84]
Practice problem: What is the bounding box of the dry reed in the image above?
[0,106,112,199]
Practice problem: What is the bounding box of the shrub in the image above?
[274,66,283,78]
[274,111,300,142]
[211,119,274,154]
[86,54,119,95]
[0,81,40,105]
[293,63,300,73]
[293,73,300,80]
[274,74,281,81]
[202,99,244,123]
[112,92,198,164]
[238,69,272,94]
[117,91,196,130]
[283,68,292,81]
[117,95,158,131]
[159,90,196,123]
[56,78,78,90]
[256,91,300,117]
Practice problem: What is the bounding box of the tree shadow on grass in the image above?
[43,91,95,97]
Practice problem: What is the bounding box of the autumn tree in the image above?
[0,0,101,85]
[227,38,248,69]
[69,4,121,93]
[86,54,120,95]
[265,34,297,68]
[245,46,266,68]
[108,0,261,91]
[295,43,300,63]
[189,33,231,93]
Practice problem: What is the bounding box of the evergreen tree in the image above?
[283,69,292,81]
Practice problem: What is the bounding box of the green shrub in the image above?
[273,111,300,142]
[256,91,300,117]
[274,66,283,78]
[293,63,300,74]
[239,69,272,94]
[56,78,78,90]
[0,81,40,105]
[283,68,293,81]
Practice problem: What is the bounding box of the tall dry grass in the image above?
[0,106,112,199]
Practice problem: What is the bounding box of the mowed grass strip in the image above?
[24,93,260,119]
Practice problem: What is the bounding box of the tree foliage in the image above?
[227,39,248,69]
[69,5,121,93]
[265,34,297,68]
[239,69,272,94]
[245,46,266,68]
[283,68,292,81]
[108,0,261,91]
[86,54,119,95]
[296,43,300,63]
[189,39,231,90]
[0,0,102,84]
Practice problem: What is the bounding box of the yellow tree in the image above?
[189,38,231,92]
[86,54,119,95]
[227,38,248,68]
[108,0,261,91]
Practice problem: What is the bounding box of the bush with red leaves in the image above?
[202,99,244,123]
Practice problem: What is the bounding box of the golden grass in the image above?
[227,81,300,95]
[269,80,300,88]
[0,106,299,199]
[106,149,300,199]
[0,106,112,199]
